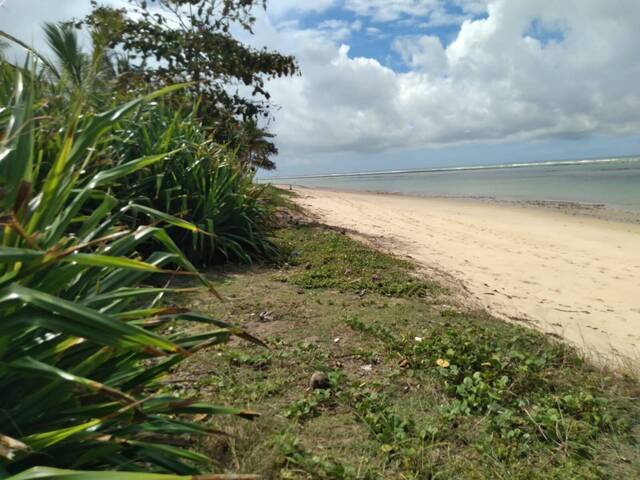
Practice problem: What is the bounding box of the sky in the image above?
[2,0,640,177]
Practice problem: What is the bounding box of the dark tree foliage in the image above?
[234,117,278,170]
[83,0,298,169]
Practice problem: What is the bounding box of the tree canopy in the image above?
[84,0,298,122]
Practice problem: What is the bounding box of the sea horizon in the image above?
[263,154,640,181]
[265,155,640,213]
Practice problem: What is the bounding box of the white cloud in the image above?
[343,0,488,24]
[3,0,640,174]
[392,35,448,74]
[311,18,365,42]
[344,0,438,22]
[267,0,336,20]
[0,0,128,60]
[453,0,490,15]
[258,0,640,164]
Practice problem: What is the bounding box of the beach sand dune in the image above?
[293,187,640,364]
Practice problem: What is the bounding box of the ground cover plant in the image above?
[276,226,440,298]
[170,204,640,479]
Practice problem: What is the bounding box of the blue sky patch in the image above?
[278,1,485,71]
[525,18,567,47]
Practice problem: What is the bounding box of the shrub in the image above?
[109,101,276,265]
[0,70,259,477]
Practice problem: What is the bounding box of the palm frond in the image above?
[42,23,86,88]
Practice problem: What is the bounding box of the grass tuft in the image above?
[275,225,441,298]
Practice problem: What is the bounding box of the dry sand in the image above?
[292,187,640,363]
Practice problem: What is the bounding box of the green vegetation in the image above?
[111,101,277,264]
[2,2,640,478]
[277,226,440,297]
[170,219,640,479]
[83,0,298,169]
[0,67,264,476]
[0,3,293,476]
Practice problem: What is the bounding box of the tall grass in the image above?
[0,64,261,477]
[2,23,276,267]
[110,101,276,264]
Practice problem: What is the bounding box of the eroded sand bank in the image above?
[292,187,640,363]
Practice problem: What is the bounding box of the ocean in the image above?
[269,157,640,213]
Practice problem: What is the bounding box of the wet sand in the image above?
[292,187,640,364]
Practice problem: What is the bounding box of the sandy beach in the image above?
[292,187,640,363]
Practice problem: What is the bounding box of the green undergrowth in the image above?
[173,219,640,479]
[276,225,441,298]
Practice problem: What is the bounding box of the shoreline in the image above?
[289,186,640,365]
[277,184,640,225]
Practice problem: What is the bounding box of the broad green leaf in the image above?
[62,253,167,273]
[83,287,199,306]
[88,151,182,189]
[0,284,182,353]
[5,467,189,479]
[128,204,203,233]
[21,418,101,450]
[2,357,135,404]
[0,247,45,262]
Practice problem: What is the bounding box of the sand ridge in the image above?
[293,187,640,363]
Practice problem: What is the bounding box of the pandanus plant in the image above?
[110,100,277,265]
[0,65,261,478]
